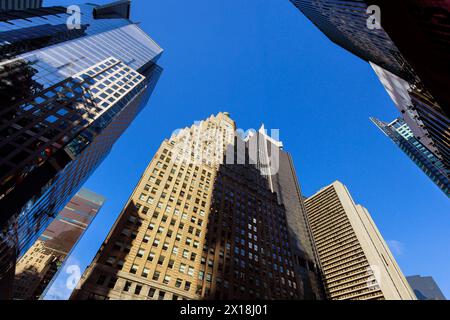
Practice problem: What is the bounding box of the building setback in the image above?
[13,188,106,300]
[71,112,321,300]
[407,275,447,300]
[304,181,416,300]
[0,0,163,299]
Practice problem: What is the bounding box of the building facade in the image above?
[407,275,447,300]
[371,63,450,181]
[0,0,42,11]
[71,113,321,300]
[371,117,450,197]
[0,1,163,298]
[245,126,324,299]
[288,0,416,82]
[370,0,450,118]
[304,181,417,300]
[289,0,450,194]
[13,188,105,300]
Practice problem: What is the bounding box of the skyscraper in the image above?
[289,0,450,192]
[371,117,450,197]
[13,188,105,300]
[371,63,450,181]
[407,275,447,300]
[0,1,163,298]
[369,0,450,118]
[71,112,321,300]
[245,126,324,299]
[304,181,416,300]
[288,0,417,82]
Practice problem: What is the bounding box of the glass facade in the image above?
[371,117,450,197]
[0,1,163,298]
[13,188,105,300]
[289,0,417,82]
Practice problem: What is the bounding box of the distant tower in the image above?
[371,117,449,197]
[304,181,416,300]
[407,275,447,300]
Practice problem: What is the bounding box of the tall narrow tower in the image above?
[71,113,318,300]
[304,181,416,300]
[245,126,324,299]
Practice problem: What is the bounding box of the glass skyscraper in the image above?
[0,1,163,298]
[289,0,449,195]
[371,117,450,197]
[288,0,417,82]
[13,188,105,300]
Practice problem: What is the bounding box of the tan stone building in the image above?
[71,112,307,300]
[304,181,417,300]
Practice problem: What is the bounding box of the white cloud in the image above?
[387,240,404,256]
[42,256,83,300]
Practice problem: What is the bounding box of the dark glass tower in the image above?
[407,275,447,300]
[0,1,163,298]
[288,0,417,82]
[289,0,450,193]
[371,117,450,197]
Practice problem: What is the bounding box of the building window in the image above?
[130,265,138,274]
[123,281,132,292]
[135,285,142,295]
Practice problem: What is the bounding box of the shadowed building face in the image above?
[71,113,320,300]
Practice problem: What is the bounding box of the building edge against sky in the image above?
[70,112,324,300]
[371,118,450,197]
[0,0,163,299]
[305,181,416,300]
[288,0,450,195]
[13,188,106,300]
[407,275,447,301]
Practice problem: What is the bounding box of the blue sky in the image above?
[43,0,449,299]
